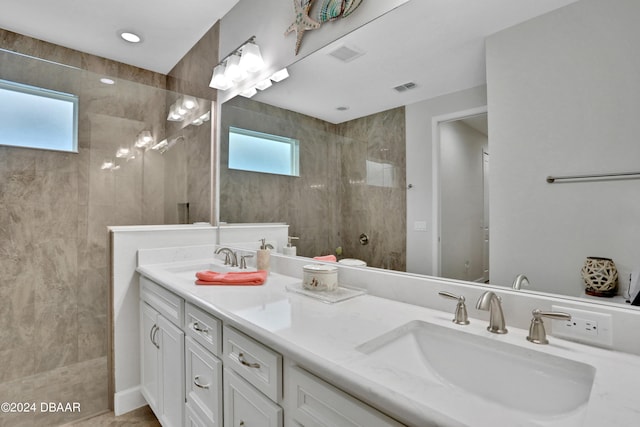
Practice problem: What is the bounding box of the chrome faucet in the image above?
[215,247,238,267]
[512,274,530,290]
[438,291,470,325]
[527,309,571,345]
[476,291,508,334]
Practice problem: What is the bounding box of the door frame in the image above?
[431,105,488,276]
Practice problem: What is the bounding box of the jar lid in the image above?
[338,258,367,266]
[303,264,338,273]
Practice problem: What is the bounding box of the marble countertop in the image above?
[137,257,640,427]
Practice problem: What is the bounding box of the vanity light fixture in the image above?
[209,36,266,91]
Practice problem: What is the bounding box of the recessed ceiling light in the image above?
[100,77,115,85]
[336,106,350,111]
[120,31,142,43]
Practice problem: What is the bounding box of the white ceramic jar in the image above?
[302,264,338,291]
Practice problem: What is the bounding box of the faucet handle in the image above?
[438,291,470,325]
[527,309,572,345]
[222,252,231,265]
[240,254,253,269]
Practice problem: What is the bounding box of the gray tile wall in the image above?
[0,27,215,426]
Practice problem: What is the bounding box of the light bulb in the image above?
[239,42,264,73]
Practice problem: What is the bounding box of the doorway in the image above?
[432,108,489,282]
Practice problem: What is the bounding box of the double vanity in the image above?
[134,243,640,427]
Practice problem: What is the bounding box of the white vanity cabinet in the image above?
[286,365,405,427]
[140,277,185,427]
[138,274,404,427]
[222,325,283,427]
[184,303,224,426]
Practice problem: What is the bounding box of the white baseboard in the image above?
[114,386,147,416]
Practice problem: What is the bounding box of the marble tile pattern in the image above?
[219,97,406,269]
[0,28,217,425]
[61,405,159,426]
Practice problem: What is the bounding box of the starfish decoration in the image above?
[285,0,321,55]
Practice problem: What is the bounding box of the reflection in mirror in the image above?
[217,0,640,311]
[220,96,406,269]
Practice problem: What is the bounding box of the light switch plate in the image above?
[551,305,613,347]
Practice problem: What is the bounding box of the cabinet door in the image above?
[185,336,223,426]
[157,314,185,427]
[185,402,208,427]
[224,368,282,427]
[287,366,405,427]
[140,302,159,413]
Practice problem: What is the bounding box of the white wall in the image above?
[218,0,409,102]
[487,0,640,295]
[405,86,487,275]
[440,121,487,281]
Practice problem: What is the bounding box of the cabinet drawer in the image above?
[185,402,207,427]
[224,368,282,427]
[288,366,405,427]
[140,276,184,327]
[185,337,222,426]
[223,325,282,402]
[185,303,222,356]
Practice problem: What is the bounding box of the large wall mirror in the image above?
[217,0,640,311]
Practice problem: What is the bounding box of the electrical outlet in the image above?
[551,305,613,347]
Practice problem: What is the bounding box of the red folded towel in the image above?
[195,270,267,286]
[313,255,337,262]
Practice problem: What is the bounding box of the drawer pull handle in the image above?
[238,352,260,369]
[150,324,160,349]
[193,375,210,389]
[192,322,209,333]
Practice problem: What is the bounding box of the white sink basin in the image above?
[163,261,256,280]
[357,320,595,417]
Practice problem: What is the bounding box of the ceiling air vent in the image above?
[328,45,364,63]
[393,82,418,93]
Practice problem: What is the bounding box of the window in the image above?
[228,126,299,176]
[0,79,79,153]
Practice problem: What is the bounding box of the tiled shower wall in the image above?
[0,28,214,426]
[220,97,406,269]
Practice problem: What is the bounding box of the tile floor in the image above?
[61,406,159,426]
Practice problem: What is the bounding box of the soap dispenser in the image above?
[257,238,271,272]
[283,236,299,256]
